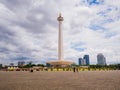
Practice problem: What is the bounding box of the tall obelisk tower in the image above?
[46,14,74,67]
[57,13,64,61]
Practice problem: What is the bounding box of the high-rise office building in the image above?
[10,63,14,66]
[78,58,82,65]
[0,64,2,69]
[18,61,25,66]
[81,59,86,65]
[83,55,90,65]
[78,58,86,65]
[97,53,106,65]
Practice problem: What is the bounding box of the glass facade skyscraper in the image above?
[97,53,106,65]
[78,58,83,66]
[0,64,2,69]
[83,55,90,65]
[18,61,25,66]
[78,55,90,66]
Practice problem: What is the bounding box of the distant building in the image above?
[18,61,25,66]
[0,64,2,67]
[0,64,2,69]
[79,54,90,66]
[78,58,86,66]
[78,58,82,65]
[83,55,90,65]
[27,61,32,65]
[97,53,106,65]
[81,59,86,65]
[10,63,14,66]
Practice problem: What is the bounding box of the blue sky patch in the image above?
[82,0,104,5]
[89,25,106,30]
[73,47,86,51]
[71,42,86,51]
[105,33,117,38]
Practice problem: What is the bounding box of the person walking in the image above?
[73,67,76,72]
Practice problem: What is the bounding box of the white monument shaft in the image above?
[57,14,64,61]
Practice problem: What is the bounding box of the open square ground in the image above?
[0,71,120,90]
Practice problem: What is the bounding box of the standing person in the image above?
[73,67,76,72]
[30,68,33,72]
[76,67,79,72]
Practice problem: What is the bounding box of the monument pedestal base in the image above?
[46,60,74,67]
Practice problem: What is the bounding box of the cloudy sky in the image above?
[0,0,120,65]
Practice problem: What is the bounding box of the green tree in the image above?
[37,64,45,67]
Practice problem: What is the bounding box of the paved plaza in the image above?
[0,71,120,90]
